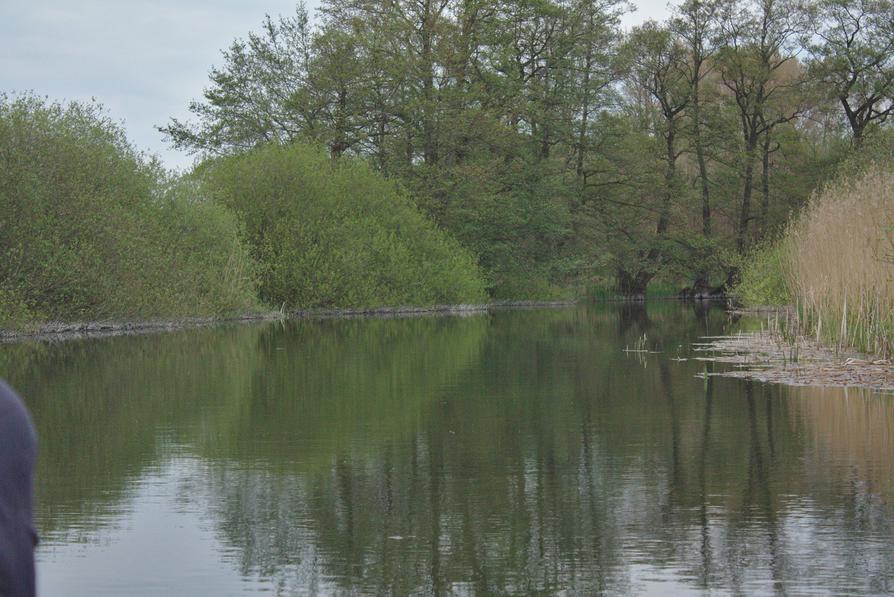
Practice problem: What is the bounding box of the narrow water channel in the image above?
[2,303,891,595]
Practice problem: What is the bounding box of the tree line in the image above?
[161,0,894,298]
[0,95,485,327]
[3,0,893,328]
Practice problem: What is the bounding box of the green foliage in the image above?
[0,94,258,327]
[733,240,792,306]
[806,0,894,143]
[9,0,894,322]
[406,157,575,299]
[199,142,488,308]
[832,128,894,180]
[0,288,34,330]
[158,0,894,299]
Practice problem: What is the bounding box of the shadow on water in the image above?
[0,302,892,595]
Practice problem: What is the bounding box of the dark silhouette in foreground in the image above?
[0,380,37,597]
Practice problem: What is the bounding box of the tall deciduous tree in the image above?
[716,0,806,252]
[158,0,852,298]
[160,5,316,155]
[671,0,719,289]
[807,0,894,145]
[616,22,690,294]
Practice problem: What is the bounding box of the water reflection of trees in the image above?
[0,325,268,542]
[2,315,488,546]
[195,316,488,470]
[5,305,893,594]
[195,305,894,594]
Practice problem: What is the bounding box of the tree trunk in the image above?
[760,129,771,239]
[421,0,437,166]
[737,129,758,253]
[576,48,592,180]
[405,127,414,166]
[692,78,711,239]
[841,96,865,146]
[691,67,712,292]
[659,124,676,237]
[377,114,387,170]
[616,267,651,299]
[330,88,349,158]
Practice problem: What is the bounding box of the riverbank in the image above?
[0,312,286,343]
[734,157,894,359]
[0,301,577,343]
[694,322,894,392]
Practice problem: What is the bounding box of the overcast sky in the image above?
[2,0,670,171]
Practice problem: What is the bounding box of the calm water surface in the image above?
[1,304,892,595]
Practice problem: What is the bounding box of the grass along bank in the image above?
[788,166,894,357]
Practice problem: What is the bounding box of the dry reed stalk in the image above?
[786,167,894,357]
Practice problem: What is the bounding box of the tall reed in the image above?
[786,166,894,357]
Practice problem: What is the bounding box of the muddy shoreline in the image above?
[0,300,576,343]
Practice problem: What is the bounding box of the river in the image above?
[1,303,892,595]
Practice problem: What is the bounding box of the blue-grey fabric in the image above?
[0,380,37,597]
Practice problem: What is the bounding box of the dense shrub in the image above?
[734,240,792,306]
[0,94,257,327]
[199,143,488,308]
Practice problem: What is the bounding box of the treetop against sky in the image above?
[2,0,668,170]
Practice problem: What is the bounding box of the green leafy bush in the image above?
[734,240,792,306]
[0,94,257,327]
[199,143,488,308]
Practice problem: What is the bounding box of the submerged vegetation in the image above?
[3,0,894,328]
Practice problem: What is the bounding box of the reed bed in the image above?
[786,166,894,357]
